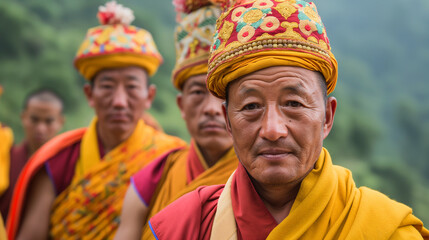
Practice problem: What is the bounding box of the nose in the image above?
[112,85,128,109]
[35,122,48,136]
[203,93,222,117]
[259,104,288,142]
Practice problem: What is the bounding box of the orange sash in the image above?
[6,128,86,240]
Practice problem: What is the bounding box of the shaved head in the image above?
[23,89,64,113]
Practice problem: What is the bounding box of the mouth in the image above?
[108,113,129,122]
[199,120,226,132]
[257,148,291,160]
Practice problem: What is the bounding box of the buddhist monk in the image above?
[0,89,64,222]
[147,0,429,239]
[114,2,237,239]
[7,2,185,239]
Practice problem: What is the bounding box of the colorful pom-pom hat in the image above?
[207,0,338,99]
[172,0,221,90]
[74,1,163,81]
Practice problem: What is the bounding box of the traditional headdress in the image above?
[207,0,338,98]
[172,0,221,90]
[74,1,163,81]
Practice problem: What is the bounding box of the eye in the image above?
[242,103,260,111]
[99,83,113,90]
[190,89,206,95]
[127,84,139,89]
[285,101,302,108]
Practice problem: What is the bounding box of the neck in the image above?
[27,141,39,156]
[198,144,230,168]
[250,176,302,223]
[97,124,134,153]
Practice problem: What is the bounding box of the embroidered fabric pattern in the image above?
[172,5,221,89]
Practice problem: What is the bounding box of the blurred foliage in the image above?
[0,0,427,224]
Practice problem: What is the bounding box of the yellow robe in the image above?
[211,148,429,239]
[141,142,238,239]
[0,124,13,197]
[49,118,185,239]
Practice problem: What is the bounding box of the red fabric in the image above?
[148,163,279,240]
[131,147,183,206]
[6,128,86,240]
[149,185,223,240]
[0,142,29,221]
[185,141,205,184]
[231,164,277,240]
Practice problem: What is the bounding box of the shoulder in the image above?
[149,185,224,240]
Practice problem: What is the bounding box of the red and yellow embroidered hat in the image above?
[172,0,221,90]
[74,1,163,81]
[207,0,338,98]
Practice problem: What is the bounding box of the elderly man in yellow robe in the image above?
[6,2,185,240]
[147,0,429,239]
[114,2,238,239]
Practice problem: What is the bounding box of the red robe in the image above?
[0,142,29,221]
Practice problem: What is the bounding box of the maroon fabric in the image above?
[231,163,278,240]
[149,185,223,240]
[149,163,279,240]
[44,141,81,195]
[0,142,29,221]
[131,147,183,206]
[45,133,105,195]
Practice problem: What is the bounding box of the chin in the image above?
[253,167,299,186]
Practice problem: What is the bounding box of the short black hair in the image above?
[23,89,64,113]
[224,71,328,107]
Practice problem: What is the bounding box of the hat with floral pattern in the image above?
[74,1,163,81]
[172,0,221,90]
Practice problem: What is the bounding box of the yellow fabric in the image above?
[72,117,102,182]
[0,124,13,196]
[173,62,208,90]
[141,145,238,239]
[266,148,429,239]
[207,50,338,99]
[49,119,185,240]
[210,170,237,240]
[74,52,161,81]
[0,214,6,240]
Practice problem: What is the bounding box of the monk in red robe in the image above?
[7,2,185,240]
[0,89,64,222]
[147,0,429,239]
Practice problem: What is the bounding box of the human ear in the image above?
[176,94,186,119]
[83,84,95,108]
[222,103,233,136]
[323,96,337,139]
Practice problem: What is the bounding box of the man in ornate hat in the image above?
[114,2,237,239]
[0,89,64,223]
[7,2,185,240]
[147,0,429,239]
